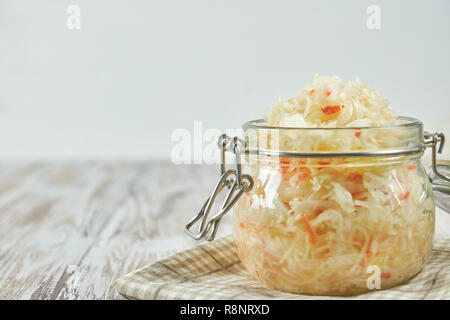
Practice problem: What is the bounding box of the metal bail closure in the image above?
[185,134,254,241]
[424,132,450,183]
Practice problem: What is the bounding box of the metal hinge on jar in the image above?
[424,132,450,183]
[184,134,254,241]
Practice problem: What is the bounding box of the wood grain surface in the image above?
[0,162,235,300]
[0,162,448,300]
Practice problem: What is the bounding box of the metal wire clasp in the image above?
[185,134,254,241]
[424,132,450,182]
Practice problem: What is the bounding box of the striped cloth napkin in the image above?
[114,235,450,300]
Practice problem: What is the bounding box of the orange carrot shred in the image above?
[355,129,362,138]
[301,213,316,245]
[279,157,291,175]
[239,222,245,229]
[407,164,417,170]
[348,172,363,181]
[315,208,324,216]
[297,172,310,180]
[399,190,410,200]
[321,105,342,115]
[381,272,391,279]
[317,161,331,170]
[309,89,315,94]
[366,235,373,258]
[280,166,290,175]
[325,90,331,97]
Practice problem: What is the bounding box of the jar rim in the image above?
[242,116,426,158]
[242,116,422,131]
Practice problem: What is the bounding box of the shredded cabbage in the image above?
[265,75,399,128]
[234,75,435,295]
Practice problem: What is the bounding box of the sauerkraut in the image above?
[265,74,399,128]
[233,75,435,295]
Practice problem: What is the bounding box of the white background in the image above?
[0,0,449,160]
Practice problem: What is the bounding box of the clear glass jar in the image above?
[186,117,449,296]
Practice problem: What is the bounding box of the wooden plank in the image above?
[0,162,135,299]
[0,162,226,299]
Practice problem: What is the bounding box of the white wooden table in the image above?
[0,162,448,299]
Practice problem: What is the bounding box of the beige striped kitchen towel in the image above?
[114,235,450,300]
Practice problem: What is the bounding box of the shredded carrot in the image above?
[239,222,245,229]
[381,272,391,279]
[317,161,331,170]
[321,105,342,115]
[348,172,363,181]
[315,208,324,216]
[366,235,373,258]
[293,167,310,181]
[355,129,361,138]
[309,89,315,94]
[325,89,331,97]
[323,248,330,254]
[297,171,310,180]
[301,213,316,245]
[359,259,365,268]
[280,166,290,175]
[407,164,417,170]
[399,190,410,200]
[279,157,291,175]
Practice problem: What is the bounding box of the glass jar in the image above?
[185,117,449,296]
